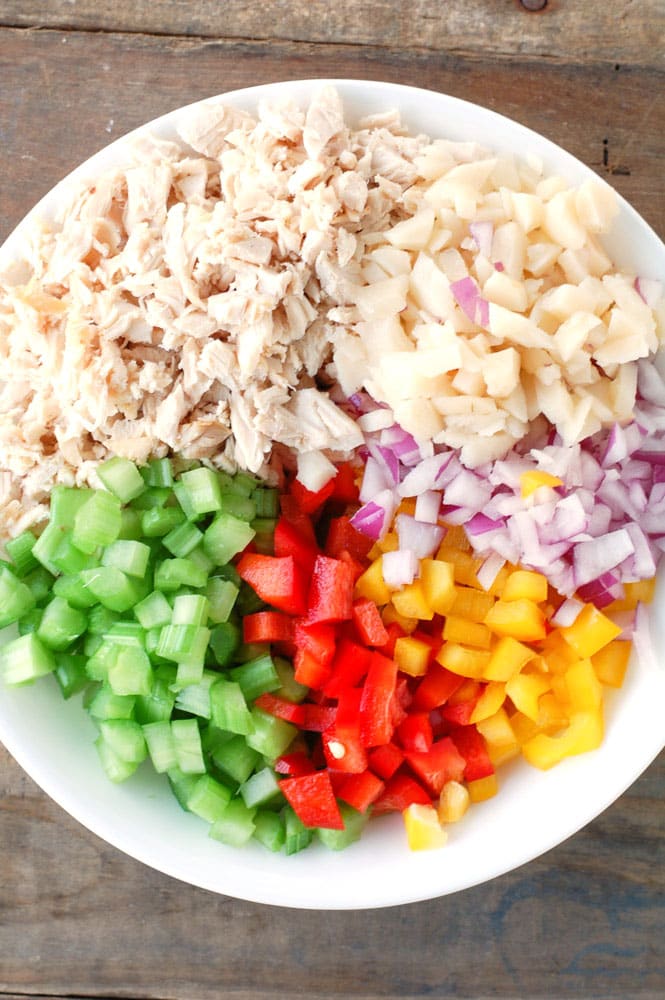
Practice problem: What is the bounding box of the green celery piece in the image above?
[101,539,151,578]
[95,736,138,783]
[142,720,177,773]
[36,596,87,651]
[209,679,253,736]
[171,718,206,774]
[30,522,64,576]
[87,605,121,635]
[273,657,308,703]
[230,653,280,702]
[141,506,186,538]
[209,798,256,847]
[49,486,95,528]
[167,767,202,811]
[178,467,223,517]
[18,608,43,636]
[249,518,276,555]
[5,530,39,577]
[172,593,209,627]
[239,766,282,809]
[52,572,100,609]
[134,590,173,630]
[186,774,233,823]
[234,581,266,617]
[0,564,36,628]
[51,533,100,575]
[130,486,173,511]
[251,487,279,519]
[174,670,217,719]
[253,809,286,852]
[117,507,142,541]
[134,667,176,723]
[218,492,256,522]
[104,621,146,647]
[204,577,239,624]
[98,719,147,764]
[207,622,241,667]
[210,734,261,785]
[0,633,55,686]
[79,567,149,613]
[72,490,122,554]
[153,558,207,592]
[97,457,146,503]
[156,624,210,667]
[162,521,204,558]
[87,685,136,721]
[107,645,153,697]
[23,567,55,604]
[53,652,89,699]
[202,513,255,567]
[184,544,215,577]
[282,806,313,855]
[142,457,173,488]
[316,804,368,851]
[245,708,296,761]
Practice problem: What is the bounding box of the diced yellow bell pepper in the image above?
[540,631,580,675]
[535,692,569,732]
[488,742,521,767]
[443,615,492,649]
[440,523,471,552]
[403,803,448,851]
[501,569,548,604]
[505,671,551,722]
[549,673,571,707]
[377,531,399,554]
[484,598,547,641]
[484,635,535,681]
[521,708,603,769]
[485,564,514,596]
[436,642,491,679]
[560,603,622,658]
[450,585,495,621]
[381,603,418,634]
[476,706,516,747]
[470,681,506,723]
[448,678,482,705]
[437,780,470,824]
[520,470,563,498]
[420,559,456,615]
[509,711,541,745]
[434,546,483,587]
[394,636,432,677]
[468,773,499,802]
[564,658,602,711]
[398,498,418,517]
[591,639,631,688]
[392,580,434,620]
[605,578,656,612]
[354,557,391,606]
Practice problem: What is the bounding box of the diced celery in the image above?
[172,594,209,627]
[52,533,100,575]
[95,736,138,782]
[235,582,266,616]
[104,621,146,646]
[273,657,308,703]
[203,513,255,567]
[200,724,234,757]
[212,563,242,588]
[210,734,261,785]
[171,718,206,774]
[156,624,210,667]
[50,486,95,528]
[220,471,258,498]
[54,652,89,699]
[98,719,147,764]
[253,809,286,852]
[219,492,256,522]
[134,667,176,723]
[117,508,142,541]
[249,518,276,555]
[153,558,207,591]
[0,633,55,686]
[83,634,103,657]
[31,522,64,575]
[18,608,43,635]
[210,679,253,736]
[52,572,100,609]
[142,457,173,488]
[36,596,87,651]
[239,766,282,809]
[130,487,173,511]
[178,467,223,517]
[101,539,151,578]
[163,521,204,558]
[252,488,279,519]
[134,590,172,630]
[245,708,296,761]
[205,577,239,624]
[87,685,136,721]
[141,506,186,538]
[208,622,241,667]
[167,766,201,810]
[87,605,121,635]
[209,798,257,847]
[72,490,122,553]
[234,642,270,664]
[79,567,148,612]
[174,670,217,718]
[85,640,119,681]
[142,720,177,773]
[184,544,215,577]
[5,530,39,577]
[186,773,233,823]
[316,804,368,851]
[97,457,146,503]
[107,645,153,696]
[230,653,280,702]
[24,567,54,604]
[282,805,313,855]
[0,564,36,628]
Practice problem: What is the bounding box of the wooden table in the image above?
[0,3,663,998]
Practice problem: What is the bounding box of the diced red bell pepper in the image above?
[352,598,390,647]
[335,687,362,728]
[278,495,318,543]
[242,610,294,645]
[328,462,360,504]
[325,516,373,561]
[335,549,366,583]
[359,651,398,748]
[322,725,368,774]
[254,693,306,726]
[274,751,316,777]
[404,737,466,795]
[290,476,336,515]
[293,619,336,667]
[301,704,337,733]
[371,773,431,815]
[274,516,320,577]
[307,555,356,623]
[336,770,385,813]
[368,742,404,780]
[441,697,480,727]
[293,648,332,690]
[279,770,344,829]
[396,712,433,753]
[376,621,406,659]
[323,638,372,698]
[451,725,495,782]
[412,663,465,711]
[236,553,308,615]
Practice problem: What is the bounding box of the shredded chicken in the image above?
[0,86,429,534]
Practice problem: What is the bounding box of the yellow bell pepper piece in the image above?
[520,470,563,498]
[476,706,516,747]
[521,708,603,769]
[377,531,399,554]
[564,658,602,711]
[450,585,495,621]
[536,692,569,733]
[501,569,548,604]
[591,640,631,688]
[392,580,434,620]
[443,615,492,649]
[470,681,506,723]
[403,803,448,851]
[437,780,470,824]
[505,671,551,722]
[435,546,483,587]
[484,598,546,641]
[485,564,514,596]
[420,559,456,614]
[560,603,622,658]
[381,603,418,634]
[440,524,471,551]
[540,631,580,675]
[436,642,491,679]
[488,742,521,767]
[394,636,432,677]
[484,635,535,681]
[605,577,656,611]
[467,773,499,803]
[354,557,391,606]
[509,711,541,745]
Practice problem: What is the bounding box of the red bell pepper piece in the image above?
[396,712,433,753]
[274,751,316,777]
[279,771,344,829]
[325,516,373,561]
[278,495,318,542]
[336,770,385,813]
[404,737,466,795]
[368,742,404,780]
[293,619,336,666]
[293,648,332,690]
[236,553,308,616]
[274,516,320,577]
[254,693,306,726]
[328,462,360,504]
[323,638,372,698]
[441,697,480,727]
[301,704,337,733]
[352,598,390,647]
[290,476,336,515]
[451,725,495,782]
[359,651,398,748]
[375,621,406,658]
[321,689,367,773]
[371,773,431,815]
[242,610,294,645]
[307,555,356,623]
[412,663,465,710]
[335,549,366,583]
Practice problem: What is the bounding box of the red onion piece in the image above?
[382,549,419,589]
[450,276,490,328]
[469,220,494,258]
[396,514,445,560]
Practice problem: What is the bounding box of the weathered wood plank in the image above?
[0,0,663,69]
[1,744,663,1000]
[0,28,662,246]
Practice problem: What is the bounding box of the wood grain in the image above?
[0,0,663,69]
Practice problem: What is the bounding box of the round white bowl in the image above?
[1,80,664,910]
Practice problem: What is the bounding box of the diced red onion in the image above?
[382,549,419,589]
[349,489,396,541]
[359,456,393,503]
[573,528,635,587]
[475,551,505,591]
[551,597,584,627]
[415,490,442,525]
[469,220,494,258]
[632,602,659,672]
[396,514,445,560]
[634,276,663,309]
[466,512,505,536]
[450,276,490,328]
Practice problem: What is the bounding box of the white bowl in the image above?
[1,80,664,910]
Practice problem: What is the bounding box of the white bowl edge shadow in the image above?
[0,79,664,910]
